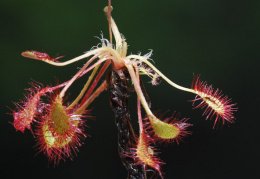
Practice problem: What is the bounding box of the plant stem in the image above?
[109,69,147,179]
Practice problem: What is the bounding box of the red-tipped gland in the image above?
[21,50,63,62]
[133,132,163,176]
[171,119,192,144]
[146,115,191,143]
[37,96,86,164]
[13,86,50,132]
[192,75,237,127]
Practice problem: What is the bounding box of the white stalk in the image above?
[127,55,196,94]
[125,64,154,118]
[43,47,119,67]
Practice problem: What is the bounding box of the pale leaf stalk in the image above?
[125,64,154,118]
[67,64,100,109]
[135,65,144,133]
[59,54,100,98]
[37,47,120,67]
[127,55,196,94]
[76,80,108,114]
[79,60,111,106]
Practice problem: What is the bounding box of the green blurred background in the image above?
[0,0,259,178]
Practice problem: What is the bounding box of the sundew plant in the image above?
[12,1,236,178]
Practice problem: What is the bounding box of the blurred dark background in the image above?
[0,0,259,178]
